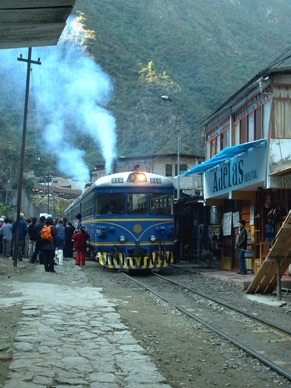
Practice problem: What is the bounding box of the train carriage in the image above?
[64,171,175,270]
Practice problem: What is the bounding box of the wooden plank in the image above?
[0,23,66,49]
[0,1,75,49]
[246,210,291,294]
[1,8,72,24]
[246,257,291,294]
[0,1,75,9]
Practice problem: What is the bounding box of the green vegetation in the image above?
[74,0,291,160]
[1,0,291,208]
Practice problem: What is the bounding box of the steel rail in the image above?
[154,272,291,336]
[122,272,291,381]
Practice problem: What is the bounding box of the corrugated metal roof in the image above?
[0,1,76,49]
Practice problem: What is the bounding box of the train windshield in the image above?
[96,194,125,214]
[128,193,147,214]
[96,192,173,215]
[128,193,172,215]
[150,193,172,215]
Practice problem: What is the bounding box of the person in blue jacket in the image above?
[12,213,27,261]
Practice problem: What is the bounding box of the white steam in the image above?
[0,15,116,183]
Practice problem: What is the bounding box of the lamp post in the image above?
[161,95,180,200]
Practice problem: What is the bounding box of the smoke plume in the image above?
[0,15,116,184]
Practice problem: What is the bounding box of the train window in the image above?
[82,194,94,217]
[150,194,172,215]
[96,194,125,214]
[128,193,147,214]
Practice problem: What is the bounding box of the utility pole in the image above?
[13,49,41,267]
[47,172,50,214]
[161,95,181,200]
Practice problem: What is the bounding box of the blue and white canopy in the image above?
[179,139,267,177]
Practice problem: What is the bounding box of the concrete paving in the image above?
[1,260,170,388]
[173,262,291,291]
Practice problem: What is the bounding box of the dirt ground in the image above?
[0,257,290,388]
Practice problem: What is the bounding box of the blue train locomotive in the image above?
[64,171,175,270]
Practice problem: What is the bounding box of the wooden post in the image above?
[276,258,282,301]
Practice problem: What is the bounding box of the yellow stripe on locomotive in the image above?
[97,250,174,270]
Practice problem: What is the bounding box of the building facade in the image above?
[183,67,291,272]
[91,154,204,199]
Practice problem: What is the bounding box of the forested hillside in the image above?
[2,0,291,187]
[72,0,291,161]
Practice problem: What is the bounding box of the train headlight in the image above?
[127,172,147,183]
[149,235,156,242]
[119,235,126,243]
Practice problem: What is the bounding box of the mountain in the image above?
[2,0,291,184]
[73,0,291,162]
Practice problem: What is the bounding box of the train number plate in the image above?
[111,178,124,183]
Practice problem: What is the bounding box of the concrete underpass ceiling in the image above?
[0,1,76,49]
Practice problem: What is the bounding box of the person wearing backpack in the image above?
[72,226,89,266]
[40,217,58,273]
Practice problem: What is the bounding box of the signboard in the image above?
[204,145,266,199]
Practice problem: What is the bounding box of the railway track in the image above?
[122,271,291,381]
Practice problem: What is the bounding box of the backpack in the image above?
[40,225,53,242]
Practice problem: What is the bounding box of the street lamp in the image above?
[161,95,181,200]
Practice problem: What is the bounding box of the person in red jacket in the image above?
[72,226,89,266]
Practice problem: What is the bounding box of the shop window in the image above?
[255,107,262,139]
[234,121,240,144]
[241,116,248,143]
[248,112,254,141]
[175,164,187,175]
[216,135,221,153]
[206,141,210,159]
[211,138,216,157]
[263,101,270,139]
[224,128,230,148]
[273,99,291,138]
[165,164,172,177]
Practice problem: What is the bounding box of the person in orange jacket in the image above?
[72,226,89,266]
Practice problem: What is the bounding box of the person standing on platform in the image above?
[0,217,4,254]
[75,213,82,231]
[236,219,248,275]
[41,217,58,273]
[72,226,89,266]
[30,216,46,264]
[55,219,65,251]
[12,213,27,261]
[27,217,37,260]
[64,221,75,258]
[0,218,12,258]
